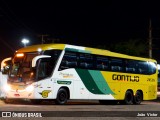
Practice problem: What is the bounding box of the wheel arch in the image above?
[126,89,134,95]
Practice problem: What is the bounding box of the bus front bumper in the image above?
[4,90,34,99]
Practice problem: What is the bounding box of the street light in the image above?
[21,39,29,47]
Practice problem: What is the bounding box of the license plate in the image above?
[14,94,20,97]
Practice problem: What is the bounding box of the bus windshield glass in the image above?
[8,50,62,83]
[8,52,39,84]
[37,50,62,81]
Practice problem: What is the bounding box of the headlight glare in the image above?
[4,84,11,92]
[25,85,34,92]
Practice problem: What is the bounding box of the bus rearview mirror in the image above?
[32,55,51,67]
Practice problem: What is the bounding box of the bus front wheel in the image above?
[55,88,68,105]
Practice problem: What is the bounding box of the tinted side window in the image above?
[110,58,123,72]
[137,61,149,74]
[79,53,93,69]
[44,50,61,59]
[59,52,77,70]
[125,60,137,73]
[96,56,109,71]
[44,50,62,72]
[37,58,53,80]
[148,62,156,74]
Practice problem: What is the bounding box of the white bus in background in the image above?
[0,57,11,98]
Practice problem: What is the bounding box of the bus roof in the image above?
[16,43,156,62]
[17,44,65,52]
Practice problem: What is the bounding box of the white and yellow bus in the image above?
[3,44,158,105]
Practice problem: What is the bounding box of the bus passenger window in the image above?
[137,61,148,74]
[148,62,156,74]
[59,52,77,70]
[125,60,137,73]
[126,68,135,73]
[111,66,122,71]
[79,53,93,69]
[110,58,123,72]
[96,56,109,71]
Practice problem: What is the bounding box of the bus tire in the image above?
[124,91,133,105]
[133,91,142,105]
[55,88,68,105]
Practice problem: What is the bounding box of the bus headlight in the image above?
[25,85,34,92]
[4,84,11,92]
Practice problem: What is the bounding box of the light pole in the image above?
[149,19,152,58]
[21,39,29,47]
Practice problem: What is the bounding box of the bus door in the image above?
[35,78,53,99]
[34,58,53,99]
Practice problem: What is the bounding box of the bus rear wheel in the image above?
[124,91,133,105]
[133,91,142,105]
[55,88,68,105]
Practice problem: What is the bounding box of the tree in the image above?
[97,39,148,57]
[110,39,148,57]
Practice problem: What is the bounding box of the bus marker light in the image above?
[16,53,24,57]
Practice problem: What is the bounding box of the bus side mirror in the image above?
[32,55,51,68]
[1,57,12,74]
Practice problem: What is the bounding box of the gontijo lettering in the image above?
[112,74,139,82]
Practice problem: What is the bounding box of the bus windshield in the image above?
[8,50,62,84]
[8,52,39,84]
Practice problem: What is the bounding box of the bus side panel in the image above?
[53,69,90,99]
[144,85,157,100]
[33,79,53,99]
[72,80,90,99]
[54,69,114,100]
[52,69,157,100]
[75,69,115,100]
[102,71,157,100]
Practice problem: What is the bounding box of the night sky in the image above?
[0,0,160,62]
